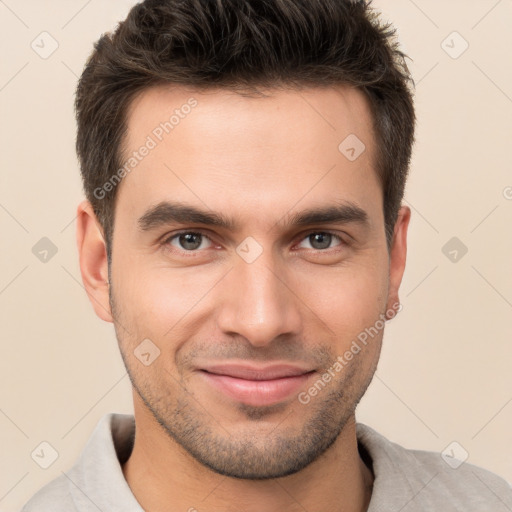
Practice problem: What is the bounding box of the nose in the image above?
[215,251,303,348]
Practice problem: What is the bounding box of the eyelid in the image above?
[294,230,346,250]
[162,230,216,251]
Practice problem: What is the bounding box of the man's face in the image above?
[99,85,407,479]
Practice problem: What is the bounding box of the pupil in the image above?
[311,233,331,250]
[180,233,201,250]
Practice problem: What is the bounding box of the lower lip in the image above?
[199,371,315,407]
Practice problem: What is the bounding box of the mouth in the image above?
[198,363,316,407]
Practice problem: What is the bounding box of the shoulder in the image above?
[20,412,134,512]
[356,423,512,511]
[20,474,76,512]
[406,446,512,507]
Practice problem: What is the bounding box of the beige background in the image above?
[1,1,511,510]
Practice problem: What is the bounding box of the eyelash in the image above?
[161,230,348,256]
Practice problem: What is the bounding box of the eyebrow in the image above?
[137,200,369,233]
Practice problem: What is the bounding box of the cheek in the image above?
[297,260,388,335]
[112,259,222,336]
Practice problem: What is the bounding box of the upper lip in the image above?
[200,363,315,381]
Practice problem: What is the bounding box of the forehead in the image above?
[116,84,382,230]
[124,84,375,158]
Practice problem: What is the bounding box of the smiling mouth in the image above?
[198,365,316,407]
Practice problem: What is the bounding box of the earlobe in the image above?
[76,200,113,323]
[386,205,411,317]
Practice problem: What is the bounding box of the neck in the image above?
[122,396,373,512]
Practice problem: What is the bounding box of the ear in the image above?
[76,200,113,323]
[386,205,411,318]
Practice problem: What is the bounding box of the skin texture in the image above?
[76,85,410,512]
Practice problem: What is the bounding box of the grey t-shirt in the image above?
[21,413,512,511]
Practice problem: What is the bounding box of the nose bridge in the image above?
[216,246,302,346]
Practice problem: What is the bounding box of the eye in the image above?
[297,231,344,251]
[162,229,347,256]
[165,231,213,251]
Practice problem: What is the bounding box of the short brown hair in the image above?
[75,0,415,257]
